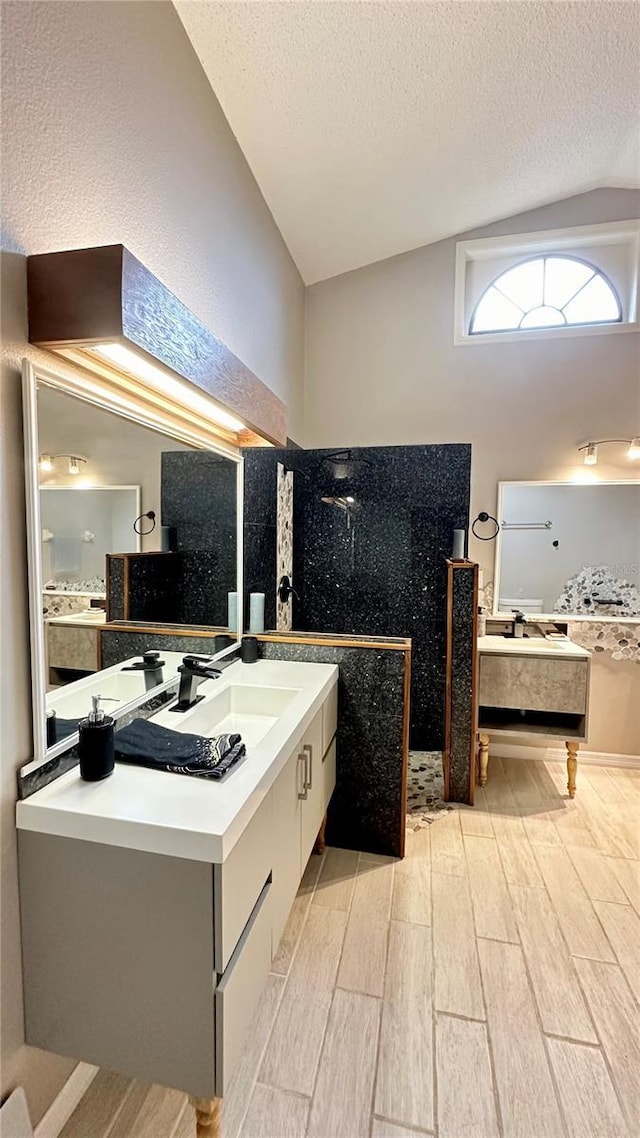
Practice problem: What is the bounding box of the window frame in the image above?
[454,219,640,347]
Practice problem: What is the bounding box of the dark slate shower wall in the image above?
[291,444,471,751]
[161,452,237,626]
[259,636,408,857]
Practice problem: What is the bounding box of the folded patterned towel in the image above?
[114,718,246,780]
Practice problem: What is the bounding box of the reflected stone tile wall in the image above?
[276,463,293,632]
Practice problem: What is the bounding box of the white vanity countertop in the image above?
[477,635,591,660]
[17,660,338,864]
[47,612,107,626]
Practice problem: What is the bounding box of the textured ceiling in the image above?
[175,1,640,284]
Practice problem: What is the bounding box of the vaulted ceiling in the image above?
[175,1,640,284]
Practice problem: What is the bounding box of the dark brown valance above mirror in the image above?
[27,243,287,447]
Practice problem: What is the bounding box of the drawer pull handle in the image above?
[298,753,308,800]
[303,743,313,789]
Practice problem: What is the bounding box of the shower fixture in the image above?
[320,450,373,479]
[321,495,355,511]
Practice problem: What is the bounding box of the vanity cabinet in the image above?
[47,621,101,674]
[477,636,591,797]
[18,674,338,1103]
[271,702,337,952]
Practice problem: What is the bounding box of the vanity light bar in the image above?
[90,343,246,435]
[578,439,640,465]
[38,453,87,474]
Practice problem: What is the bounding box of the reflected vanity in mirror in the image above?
[494,480,640,620]
[22,361,244,773]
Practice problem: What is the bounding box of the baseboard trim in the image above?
[489,742,640,769]
[34,1063,98,1138]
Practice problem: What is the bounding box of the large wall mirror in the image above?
[23,360,243,769]
[494,480,640,620]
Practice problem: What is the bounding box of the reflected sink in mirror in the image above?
[45,650,188,726]
[48,610,107,625]
[157,685,302,749]
[47,670,152,722]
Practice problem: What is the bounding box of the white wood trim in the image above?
[40,485,142,556]
[492,478,640,624]
[0,1088,33,1138]
[22,357,245,771]
[22,360,48,764]
[487,741,640,769]
[454,218,640,345]
[33,1063,98,1138]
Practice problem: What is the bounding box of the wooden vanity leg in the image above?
[314,813,327,855]
[478,733,490,787]
[566,741,578,799]
[189,1096,222,1137]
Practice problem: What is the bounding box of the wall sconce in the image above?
[27,245,287,446]
[38,453,87,475]
[578,438,640,466]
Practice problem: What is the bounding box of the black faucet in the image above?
[170,655,222,713]
[122,651,166,691]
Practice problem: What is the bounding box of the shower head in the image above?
[321,495,355,510]
[321,450,373,480]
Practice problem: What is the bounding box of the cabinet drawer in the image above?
[322,682,338,754]
[214,793,273,973]
[48,624,99,672]
[271,749,303,957]
[300,709,325,861]
[323,737,336,804]
[215,880,272,1096]
[479,654,588,716]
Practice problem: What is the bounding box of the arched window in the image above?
[470,255,622,335]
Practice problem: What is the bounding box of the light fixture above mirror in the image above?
[27,244,286,447]
[577,438,640,465]
[38,452,87,475]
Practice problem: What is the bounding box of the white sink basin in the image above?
[160,684,301,748]
[49,610,106,625]
[47,670,150,721]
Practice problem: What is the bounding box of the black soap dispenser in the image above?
[79,695,115,782]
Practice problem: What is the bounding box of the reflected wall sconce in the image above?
[38,453,87,475]
[578,438,640,466]
[27,244,286,447]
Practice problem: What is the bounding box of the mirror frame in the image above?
[492,478,640,624]
[22,358,244,767]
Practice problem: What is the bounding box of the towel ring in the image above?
[133,510,156,536]
[471,511,500,541]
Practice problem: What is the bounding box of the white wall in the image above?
[305,187,640,757]
[0,0,304,1124]
[37,386,193,563]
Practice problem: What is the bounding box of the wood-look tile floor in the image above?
[61,758,640,1138]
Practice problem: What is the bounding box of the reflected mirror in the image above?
[24,363,242,768]
[494,480,640,619]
